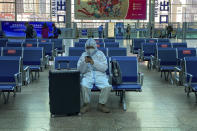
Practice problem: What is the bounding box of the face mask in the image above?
[87,49,95,55]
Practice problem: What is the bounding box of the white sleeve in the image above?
[77,55,89,74]
[92,51,108,73]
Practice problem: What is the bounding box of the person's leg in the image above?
[81,86,91,104]
[95,75,112,113]
[99,87,111,104]
[97,87,111,113]
[80,76,93,113]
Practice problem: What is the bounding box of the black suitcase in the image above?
[49,69,80,117]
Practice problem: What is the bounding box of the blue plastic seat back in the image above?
[75,42,84,47]
[158,38,170,43]
[96,43,105,48]
[157,43,172,48]
[111,56,138,82]
[145,38,158,43]
[184,57,197,82]
[105,42,119,48]
[23,47,43,66]
[38,39,51,42]
[55,56,80,69]
[95,39,103,43]
[133,38,145,50]
[23,42,38,47]
[0,47,2,56]
[69,47,85,56]
[98,48,107,56]
[108,48,127,56]
[51,39,63,50]
[0,56,21,82]
[142,43,156,56]
[178,48,196,59]
[79,39,88,42]
[172,43,187,48]
[75,42,105,48]
[0,39,7,47]
[7,42,22,47]
[0,38,8,43]
[25,39,38,43]
[8,39,24,43]
[157,48,177,66]
[104,38,115,42]
[2,47,23,57]
[38,42,53,56]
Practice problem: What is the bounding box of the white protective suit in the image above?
[77,38,111,104]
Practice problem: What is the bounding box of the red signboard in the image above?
[161,44,168,48]
[149,40,154,43]
[125,0,147,19]
[183,50,191,54]
[8,50,16,54]
[26,44,33,47]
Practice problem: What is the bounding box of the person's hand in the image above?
[85,57,94,65]
[89,58,94,65]
[85,57,89,63]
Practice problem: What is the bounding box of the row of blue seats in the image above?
[0,46,44,68]
[145,47,197,102]
[74,42,119,48]
[0,41,56,59]
[69,47,127,57]
[139,43,192,68]
[153,50,197,102]
[54,56,144,110]
[181,57,197,102]
[0,47,44,82]
[0,56,22,104]
[0,38,64,55]
[79,38,115,43]
[133,42,187,54]
[133,39,197,102]
[131,38,170,54]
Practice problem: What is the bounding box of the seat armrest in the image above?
[156,59,161,71]
[40,58,45,69]
[14,72,22,87]
[138,72,144,86]
[53,48,58,57]
[23,66,30,71]
[130,45,133,53]
[174,67,181,72]
[184,73,193,86]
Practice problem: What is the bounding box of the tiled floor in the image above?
[0,39,197,131]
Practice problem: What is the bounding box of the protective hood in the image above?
[85,38,97,56]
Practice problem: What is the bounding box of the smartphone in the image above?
[86,56,91,59]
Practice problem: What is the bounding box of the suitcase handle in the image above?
[58,60,70,70]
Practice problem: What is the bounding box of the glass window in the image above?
[0,0,66,27]
[0,0,15,2]
[0,3,15,13]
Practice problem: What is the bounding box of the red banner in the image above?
[125,0,147,19]
[75,0,147,20]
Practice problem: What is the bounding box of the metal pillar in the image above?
[66,0,71,28]
[149,0,155,38]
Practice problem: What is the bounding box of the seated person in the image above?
[77,38,111,113]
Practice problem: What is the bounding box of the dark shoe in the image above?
[98,103,110,113]
[80,103,90,114]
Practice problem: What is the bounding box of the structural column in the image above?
[66,0,71,28]
[0,22,2,31]
[149,0,155,38]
